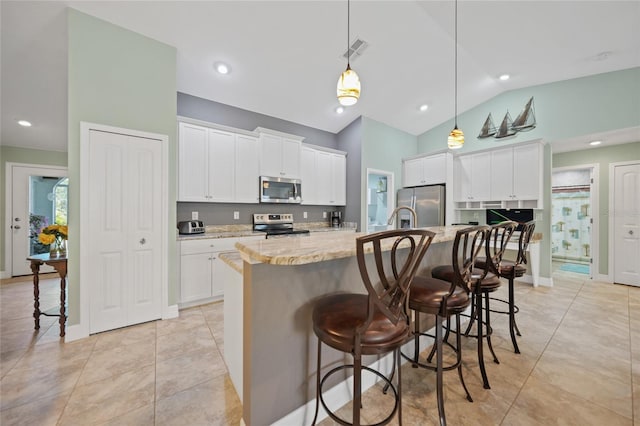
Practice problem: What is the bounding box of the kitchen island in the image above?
[230,226,464,426]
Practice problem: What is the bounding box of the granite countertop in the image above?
[219,251,243,274]
[176,222,351,241]
[235,225,467,266]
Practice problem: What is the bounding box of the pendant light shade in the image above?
[448,0,464,149]
[337,65,361,106]
[337,0,360,106]
[448,127,465,149]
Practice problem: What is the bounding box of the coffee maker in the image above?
[331,211,342,228]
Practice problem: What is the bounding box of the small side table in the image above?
[27,253,67,337]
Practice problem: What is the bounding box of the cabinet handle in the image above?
[140,238,146,245]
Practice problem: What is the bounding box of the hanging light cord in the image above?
[454,0,458,128]
[347,0,351,68]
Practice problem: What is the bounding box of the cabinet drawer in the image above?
[180,235,263,255]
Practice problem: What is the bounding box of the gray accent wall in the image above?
[337,117,363,227]
[177,92,338,149]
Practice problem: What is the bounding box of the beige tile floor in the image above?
[1,266,638,425]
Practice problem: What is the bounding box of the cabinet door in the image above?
[235,135,260,203]
[301,147,317,205]
[208,129,235,202]
[403,158,424,187]
[513,144,541,200]
[281,138,301,178]
[455,155,473,201]
[315,151,333,204]
[490,148,514,200]
[332,154,347,205]
[259,134,283,177]
[422,154,446,185]
[180,252,213,303]
[211,254,226,298]
[471,152,492,201]
[178,123,209,201]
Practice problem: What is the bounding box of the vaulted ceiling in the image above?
[2,1,639,152]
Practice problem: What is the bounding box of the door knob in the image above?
[139,238,146,244]
[14,225,21,229]
[14,217,21,222]
[630,230,634,235]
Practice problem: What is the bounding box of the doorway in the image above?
[551,166,597,278]
[365,169,394,233]
[611,161,640,286]
[6,163,68,276]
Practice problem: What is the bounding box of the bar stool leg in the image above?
[484,293,499,364]
[312,338,322,426]
[353,352,362,426]
[397,347,403,426]
[508,277,521,354]
[455,314,473,403]
[476,289,490,389]
[435,315,446,426]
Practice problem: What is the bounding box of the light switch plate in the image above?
[191,211,198,220]
[303,211,308,219]
[322,211,327,219]
[233,211,239,220]
[535,212,543,221]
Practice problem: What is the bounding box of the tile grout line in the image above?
[627,285,635,425]
[499,278,587,424]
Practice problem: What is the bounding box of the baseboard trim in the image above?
[163,304,179,320]
[0,270,9,279]
[595,274,613,283]
[519,274,553,287]
[64,324,89,342]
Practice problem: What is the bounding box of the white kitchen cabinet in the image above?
[403,153,447,187]
[178,122,259,203]
[258,132,302,179]
[454,151,491,204]
[179,236,263,306]
[490,142,542,207]
[301,145,346,206]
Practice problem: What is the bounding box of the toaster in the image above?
[178,220,205,235]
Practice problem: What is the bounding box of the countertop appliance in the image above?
[331,211,342,228]
[178,220,205,235]
[395,184,445,228]
[253,213,310,238]
[260,176,302,204]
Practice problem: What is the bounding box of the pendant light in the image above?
[447,0,464,149]
[337,0,361,106]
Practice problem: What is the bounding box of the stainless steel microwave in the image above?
[260,176,302,204]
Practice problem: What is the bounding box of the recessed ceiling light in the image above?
[18,120,32,127]
[214,62,230,75]
[499,74,510,81]
[589,140,602,146]
[335,106,345,114]
[419,104,429,112]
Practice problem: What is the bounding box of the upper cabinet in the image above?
[301,145,347,206]
[453,141,544,209]
[257,129,303,179]
[403,153,448,187]
[178,122,259,203]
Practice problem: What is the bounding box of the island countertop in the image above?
[235,225,467,266]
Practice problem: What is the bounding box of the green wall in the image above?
[553,141,640,276]
[67,9,177,325]
[0,146,68,272]
[360,117,417,228]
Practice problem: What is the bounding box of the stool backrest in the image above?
[452,225,491,293]
[516,221,536,265]
[486,221,518,275]
[356,229,435,330]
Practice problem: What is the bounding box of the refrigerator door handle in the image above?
[412,195,417,227]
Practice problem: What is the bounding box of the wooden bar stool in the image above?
[311,229,435,426]
[431,221,517,389]
[478,220,536,354]
[402,225,490,426]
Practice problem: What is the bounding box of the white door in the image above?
[87,129,163,333]
[613,163,640,286]
[9,164,68,276]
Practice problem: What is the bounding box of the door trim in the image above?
[609,160,640,284]
[552,164,599,280]
[77,121,169,339]
[3,162,68,278]
[365,168,395,233]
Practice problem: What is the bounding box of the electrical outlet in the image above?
[322,211,327,219]
[535,212,543,221]
[473,212,479,219]
[191,211,198,220]
[303,211,308,219]
[233,211,239,220]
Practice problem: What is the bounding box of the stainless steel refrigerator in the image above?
[396,184,445,228]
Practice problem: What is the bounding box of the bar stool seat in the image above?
[432,266,502,291]
[408,276,470,312]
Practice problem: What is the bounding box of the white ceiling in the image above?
[2,1,639,153]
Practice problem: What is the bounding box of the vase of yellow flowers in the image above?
[38,224,68,257]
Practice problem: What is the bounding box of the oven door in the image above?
[260,176,302,203]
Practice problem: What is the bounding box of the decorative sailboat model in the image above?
[477,113,497,138]
[511,96,536,132]
[494,111,517,139]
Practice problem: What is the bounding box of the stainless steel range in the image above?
[253,213,310,238]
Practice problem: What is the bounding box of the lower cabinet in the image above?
[179,236,262,306]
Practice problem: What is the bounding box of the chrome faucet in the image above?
[387,206,418,227]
